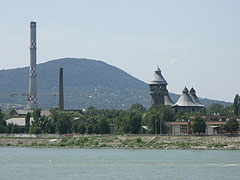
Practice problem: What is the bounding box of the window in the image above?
[180,125,188,134]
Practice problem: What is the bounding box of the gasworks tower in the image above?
[149,67,173,106]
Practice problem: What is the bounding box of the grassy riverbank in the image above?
[1,135,240,150]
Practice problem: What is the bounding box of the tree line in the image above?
[0,99,239,134]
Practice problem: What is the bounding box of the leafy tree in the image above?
[85,117,96,133]
[233,94,240,116]
[130,103,146,113]
[50,109,73,134]
[86,124,94,134]
[0,108,4,121]
[199,107,208,116]
[116,111,142,134]
[32,108,41,126]
[192,116,206,134]
[0,109,6,133]
[71,122,79,134]
[224,119,239,134]
[25,113,31,133]
[38,116,54,133]
[143,105,174,134]
[86,106,98,117]
[78,123,86,134]
[44,120,56,134]
[225,105,234,116]
[29,125,41,134]
[208,103,227,116]
[56,112,73,134]
[6,123,19,134]
[98,118,110,134]
[40,116,55,134]
[6,123,13,134]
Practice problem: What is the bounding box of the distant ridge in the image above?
[0,58,231,109]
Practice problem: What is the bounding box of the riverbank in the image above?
[1,135,240,150]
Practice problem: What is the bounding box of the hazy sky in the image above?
[0,0,239,102]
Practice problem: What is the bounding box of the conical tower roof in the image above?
[164,94,174,106]
[174,87,196,107]
[189,88,204,107]
[149,66,168,85]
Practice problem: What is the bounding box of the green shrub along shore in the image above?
[1,135,240,150]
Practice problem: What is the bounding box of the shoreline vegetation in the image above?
[1,135,240,150]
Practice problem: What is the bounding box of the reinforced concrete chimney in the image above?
[59,67,64,111]
[27,21,38,109]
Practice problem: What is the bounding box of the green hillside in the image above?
[0,58,231,110]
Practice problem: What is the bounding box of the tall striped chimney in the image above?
[27,21,38,109]
[59,67,64,111]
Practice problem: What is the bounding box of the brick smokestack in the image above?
[59,67,64,111]
[28,21,38,109]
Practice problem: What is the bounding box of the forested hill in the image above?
[0,58,230,110]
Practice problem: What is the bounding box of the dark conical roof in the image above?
[189,88,204,107]
[174,87,196,107]
[174,87,204,107]
[149,66,168,85]
[164,94,174,106]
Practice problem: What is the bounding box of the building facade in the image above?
[148,67,204,113]
[173,87,204,113]
[149,67,173,106]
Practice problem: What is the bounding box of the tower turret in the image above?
[149,67,173,106]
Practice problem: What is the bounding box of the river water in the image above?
[0,148,239,180]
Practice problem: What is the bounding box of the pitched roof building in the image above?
[173,87,204,113]
[148,67,204,113]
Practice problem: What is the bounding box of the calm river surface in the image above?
[0,148,240,180]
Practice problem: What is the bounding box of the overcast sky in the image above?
[0,0,239,102]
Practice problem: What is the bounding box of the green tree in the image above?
[224,119,239,134]
[130,103,146,113]
[199,107,208,116]
[44,120,56,134]
[192,116,206,134]
[50,109,73,134]
[56,112,73,134]
[6,123,19,134]
[233,94,240,116]
[71,122,79,134]
[86,124,94,134]
[78,123,86,134]
[0,108,4,121]
[143,105,175,134]
[208,103,227,116]
[0,109,6,133]
[32,108,41,126]
[25,113,31,133]
[29,125,41,134]
[116,111,142,134]
[98,118,110,134]
[41,116,55,134]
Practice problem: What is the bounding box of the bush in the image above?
[225,119,239,134]
[136,138,142,143]
[29,125,41,134]
[78,123,86,134]
[192,116,206,134]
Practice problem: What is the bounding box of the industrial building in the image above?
[149,67,204,113]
